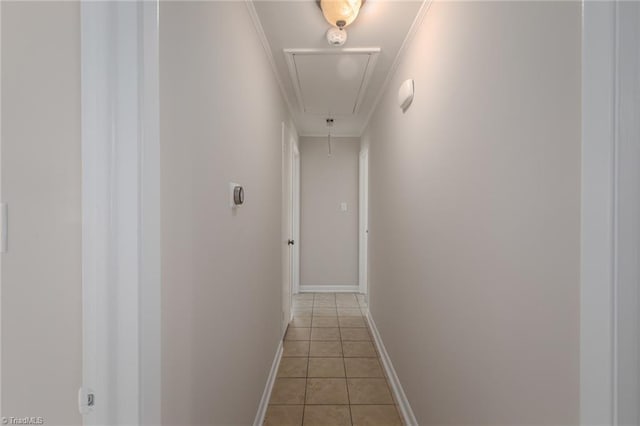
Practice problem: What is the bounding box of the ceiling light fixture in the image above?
[318,0,363,46]
[319,0,362,28]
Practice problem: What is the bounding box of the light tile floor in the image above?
[265,293,403,426]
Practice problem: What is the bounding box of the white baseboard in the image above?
[253,340,283,426]
[366,311,418,426]
[299,285,360,293]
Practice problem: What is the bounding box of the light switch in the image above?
[340,202,348,212]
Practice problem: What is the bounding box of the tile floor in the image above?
[264,293,403,426]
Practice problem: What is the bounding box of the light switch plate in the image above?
[340,202,348,212]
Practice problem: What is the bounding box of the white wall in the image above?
[160,2,290,424]
[363,1,581,424]
[300,137,359,289]
[1,2,82,424]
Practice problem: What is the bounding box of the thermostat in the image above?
[230,182,244,208]
[234,186,244,205]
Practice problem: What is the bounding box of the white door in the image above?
[281,122,293,334]
[282,122,300,331]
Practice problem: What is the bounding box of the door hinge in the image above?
[78,387,95,414]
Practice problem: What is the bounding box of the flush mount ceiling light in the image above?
[319,0,363,28]
[318,0,363,46]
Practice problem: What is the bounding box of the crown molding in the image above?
[245,0,297,121]
[359,0,432,136]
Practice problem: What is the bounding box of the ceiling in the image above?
[251,0,425,137]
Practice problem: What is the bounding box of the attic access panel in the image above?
[284,48,380,115]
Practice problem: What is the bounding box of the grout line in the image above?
[338,321,354,425]
[274,294,400,424]
[300,294,317,424]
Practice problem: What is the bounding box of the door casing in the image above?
[359,148,369,296]
[292,141,301,296]
[581,1,640,424]
[80,2,160,424]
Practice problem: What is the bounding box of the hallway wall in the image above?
[300,137,360,290]
[160,2,291,424]
[1,3,82,424]
[362,1,581,424]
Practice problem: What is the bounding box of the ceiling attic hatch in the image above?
[284,48,380,115]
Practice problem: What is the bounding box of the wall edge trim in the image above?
[299,285,360,293]
[245,0,296,120]
[253,340,283,426]
[366,310,418,426]
[359,0,432,136]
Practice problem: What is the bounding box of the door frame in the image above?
[291,141,301,296]
[358,148,369,295]
[581,1,640,423]
[0,3,3,417]
[80,2,160,424]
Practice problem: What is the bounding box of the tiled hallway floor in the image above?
[264,293,403,425]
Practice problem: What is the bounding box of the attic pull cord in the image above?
[326,117,334,157]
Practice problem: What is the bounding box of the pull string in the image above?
[326,117,334,157]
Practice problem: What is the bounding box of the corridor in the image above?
[3,1,639,425]
[265,293,402,425]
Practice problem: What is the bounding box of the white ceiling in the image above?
[251,0,425,137]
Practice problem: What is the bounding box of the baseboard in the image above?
[299,285,360,293]
[366,311,418,426]
[253,340,283,426]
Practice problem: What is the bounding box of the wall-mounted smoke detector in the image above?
[326,27,347,46]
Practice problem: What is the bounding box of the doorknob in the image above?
[287,239,295,246]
